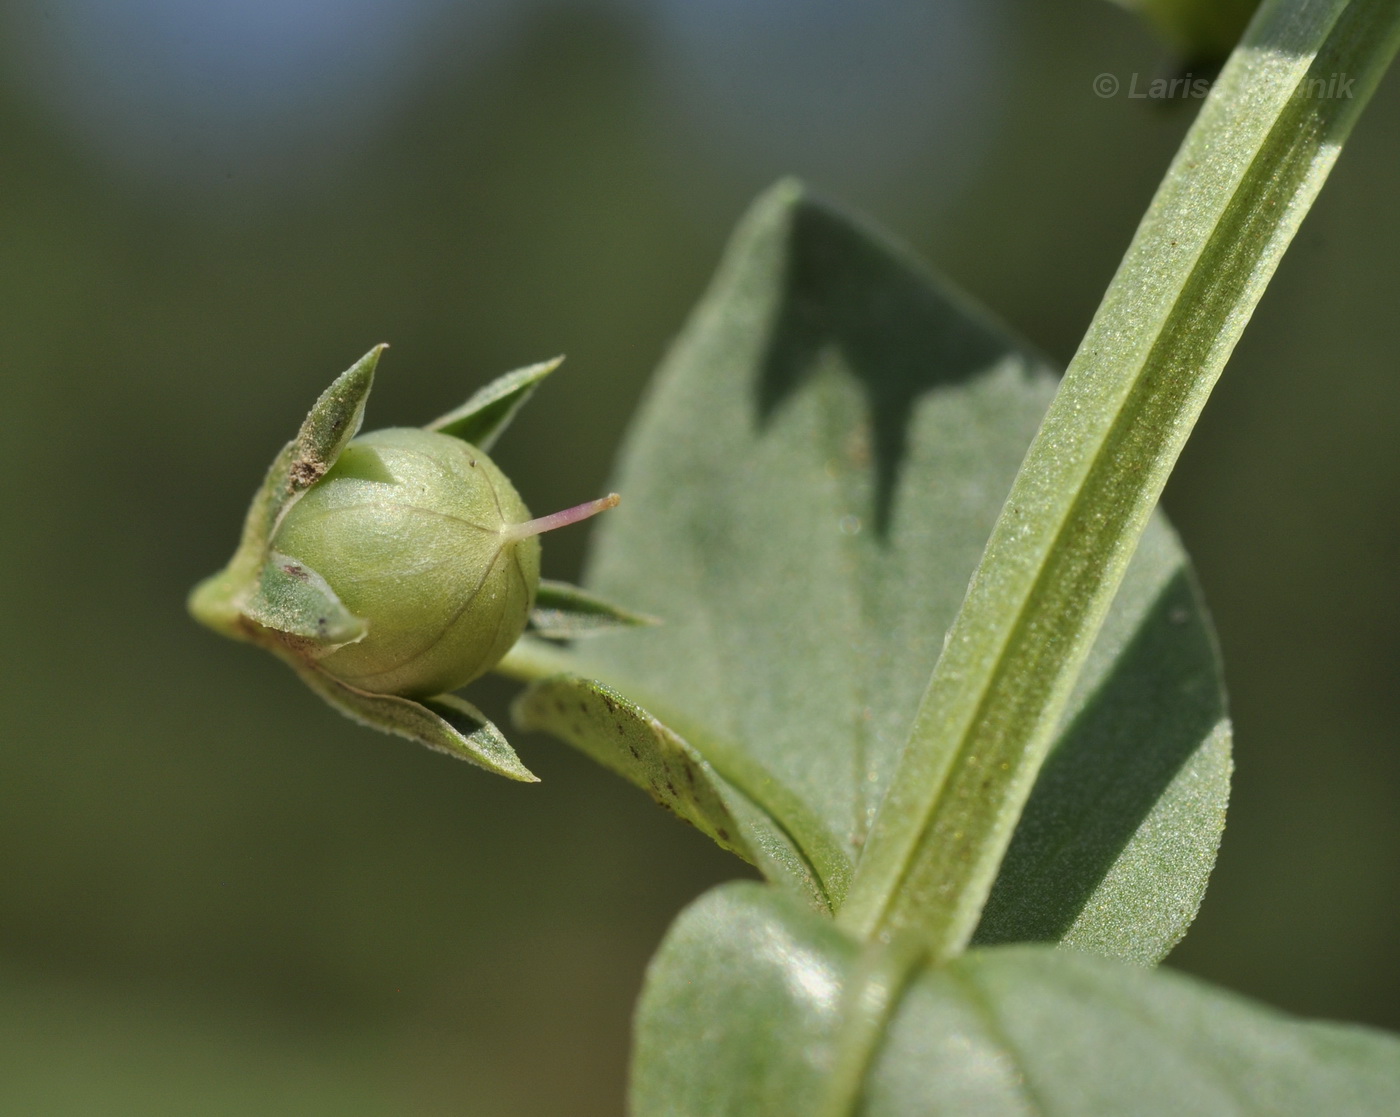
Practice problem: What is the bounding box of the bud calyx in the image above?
[188,347,624,779]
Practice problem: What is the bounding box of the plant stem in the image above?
[839,0,1400,956]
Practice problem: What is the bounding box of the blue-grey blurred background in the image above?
[2,1,1397,1112]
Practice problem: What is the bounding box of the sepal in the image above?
[527,580,660,639]
[240,552,368,647]
[188,345,384,637]
[426,356,562,451]
[296,663,538,782]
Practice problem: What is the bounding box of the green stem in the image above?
[839,0,1400,955]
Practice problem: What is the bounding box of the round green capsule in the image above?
[269,426,538,698]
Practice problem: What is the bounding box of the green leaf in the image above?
[426,356,562,451]
[284,343,382,494]
[632,882,1400,1117]
[240,552,367,646]
[972,519,1232,964]
[188,345,384,637]
[293,665,537,782]
[534,181,1227,958]
[513,675,828,907]
[841,0,1400,959]
[527,579,659,639]
[513,676,747,854]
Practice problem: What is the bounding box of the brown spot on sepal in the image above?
[290,459,327,489]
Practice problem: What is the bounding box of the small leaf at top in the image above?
[240,552,367,646]
[426,357,562,451]
[292,663,537,782]
[527,580,659,639]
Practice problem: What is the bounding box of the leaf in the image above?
[188,345,384,637]
[513,674,830,908]
[293,665,537,782]
[840,0,1400,959]
[536,181,1227,960]
[526,579,659,639]
[240,552,367,646]
[971,520,1232,964]
[514,677,747,853]
[285,344,382,495]
[632,882,1400,1117]
[426,357,562,451]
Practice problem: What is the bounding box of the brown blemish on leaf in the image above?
[290,459,327,489]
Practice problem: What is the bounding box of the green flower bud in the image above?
[270,427,539,698]
[189,348,633,778]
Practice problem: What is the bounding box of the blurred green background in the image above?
[2,1,1397,1112]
